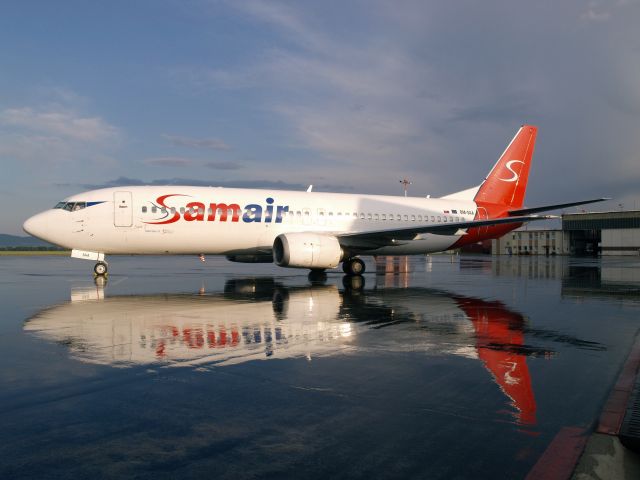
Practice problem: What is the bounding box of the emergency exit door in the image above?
[114,191,133,227]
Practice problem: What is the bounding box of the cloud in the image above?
[0,107,118,143]
[67,177,352,192]
[0,103,121,167]
[143,158,243,170]
[204,161,242,170]
[448,92,540,124]
[578,0,636,23]
[163,134,230,150]
[580,8,611,22]
[195,1,640,201]
[144,157,196,167]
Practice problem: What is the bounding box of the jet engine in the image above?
[273,233,343,269]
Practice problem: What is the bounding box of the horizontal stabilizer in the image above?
[508,198,610,216]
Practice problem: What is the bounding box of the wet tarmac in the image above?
[1,254,639,479]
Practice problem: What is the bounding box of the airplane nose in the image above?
[23,212,49,241]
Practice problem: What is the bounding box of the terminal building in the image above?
[491,210,640,256]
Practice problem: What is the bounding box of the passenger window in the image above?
[374,214,379,221]
[170,208,176,215]
[142,206,147,213]
[443,217,447,222]
[152,206,158,214]
[417,215,422,221]
[437,216,441,222]
[411,215,416,221]
[396,214,401,221]
[403,215,408,221]
[360,213,365,220]
[430,216,435,222]
[382,214,386,221]
[180,207,185,214]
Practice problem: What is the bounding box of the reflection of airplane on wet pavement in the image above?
[24,278,603,426]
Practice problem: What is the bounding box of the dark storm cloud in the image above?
[448,93,540,125]
[218,0,640,207]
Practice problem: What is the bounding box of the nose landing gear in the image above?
[94,261,108,276]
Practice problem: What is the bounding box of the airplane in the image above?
[22,125,606,276]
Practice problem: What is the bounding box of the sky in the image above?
[1,0,639,234]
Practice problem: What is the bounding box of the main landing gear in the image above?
[94,261,108,276]
[342,257,365,276]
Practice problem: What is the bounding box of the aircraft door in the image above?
[114,191,133,227]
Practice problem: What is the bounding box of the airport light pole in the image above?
[400,178,411,197]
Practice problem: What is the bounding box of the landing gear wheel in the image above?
[343,258,365,276]
[94,262,108,276]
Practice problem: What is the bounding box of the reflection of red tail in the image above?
[455,297,537,426]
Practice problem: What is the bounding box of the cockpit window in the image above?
[55,201,87,211]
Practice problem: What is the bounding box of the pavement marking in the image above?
[526,426,589,480]
[597,332,640,435]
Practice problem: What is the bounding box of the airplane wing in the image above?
[337,214,556,249]
[508,198,609,216]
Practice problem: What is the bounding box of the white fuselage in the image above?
[24,186,479,257]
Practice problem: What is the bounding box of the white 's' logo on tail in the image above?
[499,160,524,182]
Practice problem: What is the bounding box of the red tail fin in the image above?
[474,125,537,210]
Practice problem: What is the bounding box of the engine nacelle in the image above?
[273,233,342,269]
